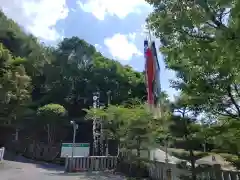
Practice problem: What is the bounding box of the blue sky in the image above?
[0,0,177,99]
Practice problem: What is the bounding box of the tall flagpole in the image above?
[144,22,153,113]
[147,21,152,43]
[144,22,168,176]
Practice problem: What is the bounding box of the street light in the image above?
[70,121,78,161]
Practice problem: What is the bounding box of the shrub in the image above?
[168,148,240,169]
[116,157,149,178]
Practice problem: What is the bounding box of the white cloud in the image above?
[128,32,137,41]
[94,43,104,52]
[0,0,69,41]
[94,43,102,49]
[77,0,150,20]
[104,33,142,61]
[70,8,77,12]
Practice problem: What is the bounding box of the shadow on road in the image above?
[48,171,125,180]
[4,153,64,172]
[34,162,64,171]
[2,152,126,179]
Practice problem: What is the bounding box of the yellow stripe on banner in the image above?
[152,104,162,119]
[144,102,162,119]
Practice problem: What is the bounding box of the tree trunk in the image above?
[136,136,141,158]
[45,124,55,146]
[105,139,109,156]
[189,149,197,180]
[15,128,19,141]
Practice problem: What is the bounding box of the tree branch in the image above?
[202,2,238,41]
[213,109,239,120]
[226,85,240,117]
[181,28,215,42]
[233,83,240,97]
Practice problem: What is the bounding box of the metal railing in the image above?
[65,156,118,172]
[149,161,240,180]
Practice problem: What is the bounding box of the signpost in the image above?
[61,143,90,157]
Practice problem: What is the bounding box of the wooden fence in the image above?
[149,161,240,180]
[63,153,240,180]
[0,147,5,161]
[65,156,118,172]
[149,161,187,180]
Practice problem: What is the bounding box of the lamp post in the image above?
[70,120,78,165]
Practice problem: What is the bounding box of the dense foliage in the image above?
[0,10,146,128]
[1,2,240,178]
[146,0,240,118]
[145,0,240,154]
[85,104,155,155]
[0,43,31,126]
[0,10,148,155]
[142,0,240,178]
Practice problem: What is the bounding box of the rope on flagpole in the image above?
[145,21,152,43]
[147,21,152,43]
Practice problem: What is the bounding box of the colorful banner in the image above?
[144,39,161,115]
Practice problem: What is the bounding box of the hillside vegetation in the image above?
[1,3,240,178]
[0,10,147,157]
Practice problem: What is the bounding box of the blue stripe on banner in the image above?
[144,40,148,58]
[150,41,161,107]
[151,42,160,69]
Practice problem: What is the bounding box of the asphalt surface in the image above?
[0,157,126,180]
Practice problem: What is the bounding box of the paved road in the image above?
[0,158,126,180]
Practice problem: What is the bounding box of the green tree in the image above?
[0,10,52,109]
[42,37,146,117]
[145,0,240,120]
[207,117,240,156]
[36,103,67,145]
[0,10,149,160]
[145,0,240,171]
[150,91,172,146]
[122,106,153,157]
[169,95,203,180]
[86,104,154,157]
[0,43,31,126]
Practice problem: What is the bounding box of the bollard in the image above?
[0,147,5,161]
[166,169,171,180]
[65,155,69,172]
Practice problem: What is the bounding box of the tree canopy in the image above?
[0,9,147,125]
[1,4,240,176]
[146,0,240,119]
[144,0,240,175]
[0,9,149,152]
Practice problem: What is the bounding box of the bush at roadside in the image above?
[168,148,240,169]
